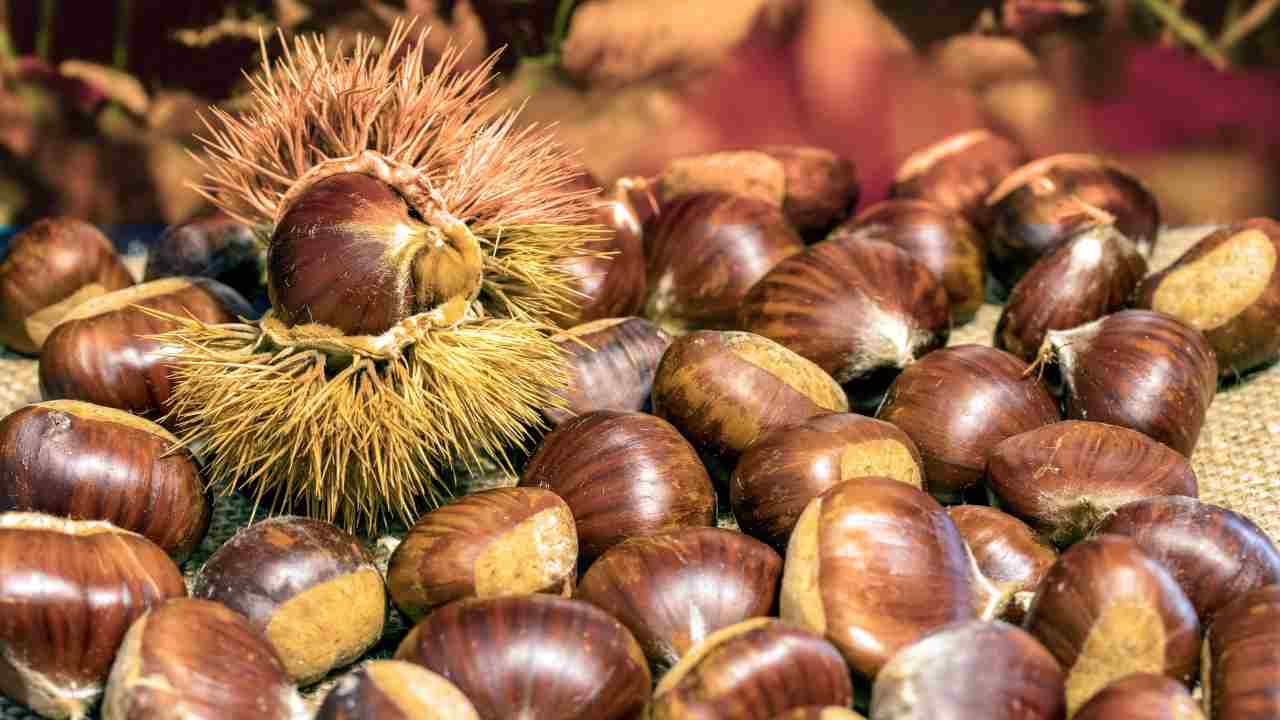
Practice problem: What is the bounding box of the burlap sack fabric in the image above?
[0,226,1275,716]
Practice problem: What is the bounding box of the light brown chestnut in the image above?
[757,145,859,234]
[777,709,865,720]
[781,477,977,679]
[0,513,186,719]
[1038,310,1218,456]
[395,595,651,720]
[386,487,577,622]
[545,316,671,426]
[192,516,386,685]
[877,344,1060,503]
[1135,218,1280,377]
[102,598,307,720]
[519,410,715,562]
[316,661,480,720]
[143,210,266,310]
[650,618,854,720]
[576,527,782,670]
[1202,584,1280,720]
[995,224,1148,362]
[653,151,790,211]
[1023,534,1200,716]
[1072,673,1203,720]
[986,421,1198,545]
[889,129,1028,228]
[870,620,1066,720]
[947,505,1056,624]
[0,400,210,559]
[0,217,134,354]
[731,412,924,551]
[557,183,647,327]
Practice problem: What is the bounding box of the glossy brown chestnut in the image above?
[731,412,924,551]
[0,217,135,355]
[0,513,186,719]
[1097,496,1280,624]
[987,421,1198,545]
[0,400,210,559]
[877,344,1060,503]
[653,150,789,211]
[545,317,671,426]
[651,330,848,466]
[386,487,577,622]
[1023,534,1200,716]
[1202,584,1280,720]
[781,477,977,678]
[1135,218,1280,376]
[995,224,1148,362]
[757,145,859,233]
[143,210,266,309]
[38,278,252,420]
[889,129,1028,229]
[316,661,480,720]
[829,199,986,320]
[870,620,1066,720]
[519,410,715,562]
[947,505,1056,624]
[395,595,651,720]
[985,154,1160,290]
[1072,673,1204,720]
[650,618,854,720]
[557,184,647,327]
[192,516,386,685]
[1039,310,1218,456]
[576,528,782,670]
[645,192,803,332]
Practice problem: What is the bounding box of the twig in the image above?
[1160,0,1185,46]
[37,0,57,61]
[1220,0,1280,50]
[113,0,133,69]
[1137,0,1230,69]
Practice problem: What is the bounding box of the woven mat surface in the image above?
[0,226,1276,717]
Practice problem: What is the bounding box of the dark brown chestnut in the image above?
[1202,584,1280,719]
[38,277,252,421]
[1072,673,1204,720]
[316,661,479,720]
[781,477,977,678]
[0,513,186,719]
[0,400,210,559]
[143,209,266,310]
[731,412,924,551]
[650,618,854,720]
[395,595,651,720]
[995,224,1148,362]
[387,487,577,622]
[576,527,782,670]
[1135,218,1280,377]
[757,145,859,233]
[870,620,1066,720]
[546,316,671,426]
[192,516,386,685]
[889,129,1028,229]
[645,192,803,332]
[828,199,985,320]
[1096,496,1280,624]
[877,344,1060,503]
[0,217,134,354]
[1038,310,1218,456]
[557,185,647,327]
[1023,534,1200,716]
[947,505,1056,624]
[987,421,1198,545]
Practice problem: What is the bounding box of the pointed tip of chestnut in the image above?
[947,505,1056,623]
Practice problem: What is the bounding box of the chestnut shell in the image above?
[1203,584,1280,720]
[546,317,671,426]
[144,210,266,311]
[1072,673,1203,720]
[889,129,1028,229]
[557,190,647,327]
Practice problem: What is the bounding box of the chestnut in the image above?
[653,150,789,211]
[828,199,986,320]
[395,595,651,720]
[143,209,267,311]
[0,400,210,559]
[1096,496,1280,624]
[985,154,1160,290]
[995,224,1148,362]
[0,217,135,355]
[38,277,253,421]
[731,412,925,551]
[545,316,671,426]
[650,618,854,719]
[0,513,186,719]
[947,505,1056,624]
[1038,310,1218,456]
[757,145,859,233]
[1202,584,1280,719]
[1023,534,1200,716]
[192,516,386,685]
[986,421,1198,545]
[557,184,647,327]
[1135,218,1280,377]
[777,709,865,720]
[877,344,1060,503]
[102,598,307,720]
[651,330,848,467]
[519,410,715,562]
[889,129,1028,229]
[1072,673,1203,720]
[781,477,977,678]
[870,620,1066,720]
[387,487,577,622]
[576,527,782,670]
[644,192,803,332]
[316,661,479,720]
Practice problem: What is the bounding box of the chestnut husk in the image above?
[1072,673,1204,720]
[144,209,268,312]
[947,505,1056,624]
[889,129,1028,229]
[1202,584,1280,720]
[556,184,647,327]
[316,661,480,720]
[545,317,671,426]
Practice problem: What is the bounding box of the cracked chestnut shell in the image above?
[1202,584,1280,720]
[557,185,647,327]
[947,506,1056,624]
[387,487,577,622]
[316,661,479,720]
[889,129,1028,229]
[144,210,266,310]
[395,595,651,720]
[546,317,671,426]
[192,516,386,685]
[0,400,210,560]
[576,527,782,670]
[1073,673,1203,720]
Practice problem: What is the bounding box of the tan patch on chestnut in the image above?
[265,568,386,684]
[1151,229,1275,330]
[895,129,994,182]
[0,512,131,536]
[652,616,776,698]
[780,498,827,634]
[723,333,847,412]
[59,277,195,321]
[1065,604,1167,716]
[561,317,629,337]
[24,283,108,347]
[34,399,181,444]
[838,439,923,487]
[473,506,577,599]
[101,614,152,720]
[364,661,480,720]
[657,151,786,208]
